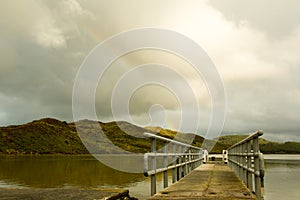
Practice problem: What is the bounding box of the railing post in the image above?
[178,146,183,180]
[196,149,199,167]
[242,143,246,184]
[239,144,243,181]
[232,148,235,174]
[187,148,193,173]
[226,131,264,200]
[150,138,156,196]
[196,150,198,167]
[172,143,177,183]
[259,152,265,197]
[247,141,253,192]
[143,132,205,196]
[234,147,237,174]
[182,148,186,177]
[199,149,203,166]
[163,142,168,188]
[253,136,261,200]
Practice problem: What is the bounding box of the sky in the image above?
[1,0,300,142]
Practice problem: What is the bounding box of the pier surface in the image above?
[149,163,255,200]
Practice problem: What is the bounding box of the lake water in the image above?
[264,154,300,200]
[0,154,299,200]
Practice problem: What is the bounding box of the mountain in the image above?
[1,118,299,154]
[0,118,88,154]
[214,135,300,154]
[0,118,206,155]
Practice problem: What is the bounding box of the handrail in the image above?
[143,132,202,150]
[228,130,263,150]
[143,132,205,196]
[227,130,265,200]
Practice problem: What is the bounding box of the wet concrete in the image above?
[149,164,256,200]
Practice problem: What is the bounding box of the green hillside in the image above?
[0,118,88,154]
[260,141,300,154]
[1,118,299,154]
[0,118,206,155]
[213,134,300,154]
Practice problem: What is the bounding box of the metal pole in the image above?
[150,138,156,196]
[182,149,186,177]
[239,144,242,180]
[163,142,168,188]
[178,146,183,180]
[172,143,176,183]
[247,141,253,192]
[143,132,207,196]
[234,147,237,174]
[189,149,192,171]
[242,143,246,184]
[253,137,261,200]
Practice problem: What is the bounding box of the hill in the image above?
[1,118,299,154]
[0,118,206,154]
[214,134,300,154]
[0,118,88,154]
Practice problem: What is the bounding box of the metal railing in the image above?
[227,130,265,200]
[143,132,205,196]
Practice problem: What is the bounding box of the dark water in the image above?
[264,155,300,200]
[0,155,164,199]
[0,154,299,200]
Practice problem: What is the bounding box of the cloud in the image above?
[0,0,64,48]
[34,23,66,48]
[62,0,96,19]
[209,0,300,39]
[0,0,299,142]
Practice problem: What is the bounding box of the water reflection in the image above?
[1,155,299,200]
[0,155,145,188]
[264,156,300,200]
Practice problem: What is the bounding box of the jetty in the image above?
[150,163,254,200]
[143,131,265,200]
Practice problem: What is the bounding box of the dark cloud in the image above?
[0,0,299,142]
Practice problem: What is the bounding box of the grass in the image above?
[1,118,299,154]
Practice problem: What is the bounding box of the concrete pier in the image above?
[149,163,256,200]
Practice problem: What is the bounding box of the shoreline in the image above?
[0,188,138,200]
[1,152,300,156]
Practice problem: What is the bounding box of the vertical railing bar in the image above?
[239,144,243,180]
[150,138,156,196]
[142,132,208,197]
[189,148,192,172]
[247,141,253,192]
[242,143,246,184]
[226,131,264,200]
[178,146,182,180]
[182,147,186,177]
[185,148,188,175]
[253,136,262,200]
[163,141,168,188]
[244,143,248,184]
[172,143,176,183]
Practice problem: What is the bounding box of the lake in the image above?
[264,154,300,200]
[0,154,299,200]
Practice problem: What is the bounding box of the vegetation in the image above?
[0,118,88,154]
[260,141,300,154]
[211,135,300,154]
[1,118,299,154]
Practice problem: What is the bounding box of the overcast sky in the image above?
[1,0,300,142]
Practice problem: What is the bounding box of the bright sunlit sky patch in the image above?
[1,0,300,142]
